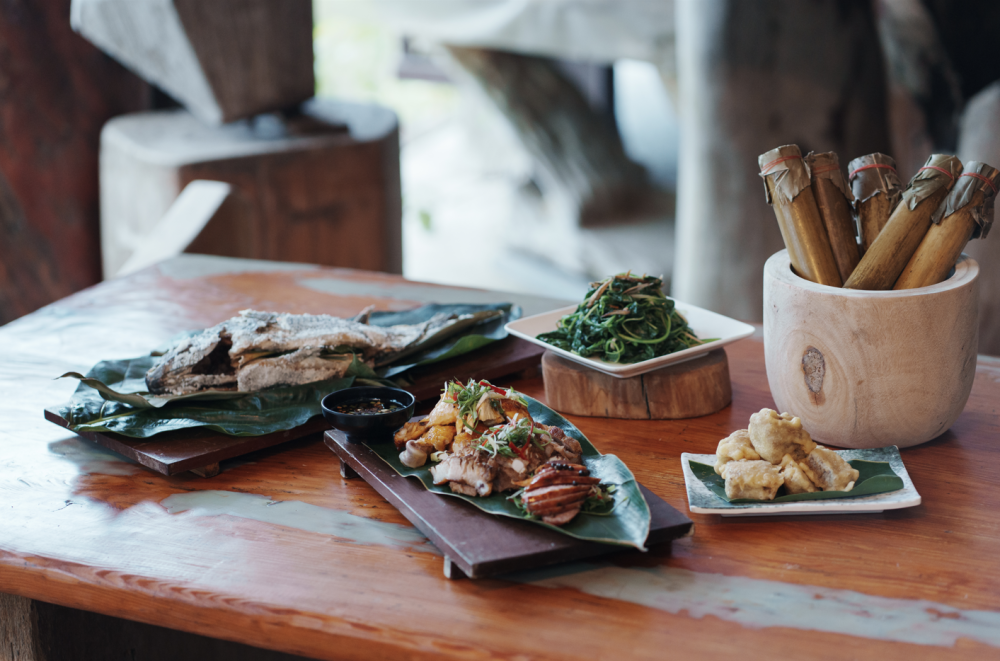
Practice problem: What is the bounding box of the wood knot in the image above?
[802,347,825,403]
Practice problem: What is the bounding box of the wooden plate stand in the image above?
[541,349,732,419]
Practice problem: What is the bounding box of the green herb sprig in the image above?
[444,379,528,432]
[537,273,710,363]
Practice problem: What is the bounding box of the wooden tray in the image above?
[45,336,544,478]
[325,429,694,579]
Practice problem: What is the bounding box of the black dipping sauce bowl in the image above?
[321,386,416,443]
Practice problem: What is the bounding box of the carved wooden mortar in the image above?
[763,250,979,448]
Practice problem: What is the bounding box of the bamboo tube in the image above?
[895,161,998,289]
[758,145,842,287]
[848,153,902,255]
[805,151,859,282]
[843,154,962,290]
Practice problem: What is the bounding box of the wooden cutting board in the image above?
[45,336,544,478]
[325,428,694,579]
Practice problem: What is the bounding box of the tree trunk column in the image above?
[672,0,890,320]
[0,592,41,661]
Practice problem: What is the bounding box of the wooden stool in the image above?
[99,98,401,278]
[541,349,732,419]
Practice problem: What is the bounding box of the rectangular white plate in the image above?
[681,447,921,516]
[504,302,756,378]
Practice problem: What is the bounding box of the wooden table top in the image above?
[2,254,999,660]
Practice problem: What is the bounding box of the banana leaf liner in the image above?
[368,396,652,550]
[56,303,518,438]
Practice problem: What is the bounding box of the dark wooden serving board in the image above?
[45,336,544,478]
[324,429,694,580]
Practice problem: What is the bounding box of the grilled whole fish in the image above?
[145,309,497,395]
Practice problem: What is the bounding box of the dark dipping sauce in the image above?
[332,398,403,416]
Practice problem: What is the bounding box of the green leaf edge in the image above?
[366,395,652,551]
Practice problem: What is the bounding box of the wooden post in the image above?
[446,47,660,227]
[959,81,1000,356]
[0,592,41,661]
[72,0,314,125]
[0,0,149,325]
[673,0,890,320]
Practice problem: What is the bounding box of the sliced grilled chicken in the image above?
[522,463,597,525]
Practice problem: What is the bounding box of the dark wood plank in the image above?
[403,336,545,402]
[324,428,693,579]
[43,409,330,476]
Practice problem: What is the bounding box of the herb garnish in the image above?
[444,379,528,432]
[475,415,547,460]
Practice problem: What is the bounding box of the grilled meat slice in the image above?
[544,427,582,464]
[527,471,600,489]
[522,463,599,525]
[538,509,580,526]
[523,484,591,508]
[429,454,497,497]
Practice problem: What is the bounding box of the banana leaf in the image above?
[367,396,652,550]
[57,351,356,437]
[56,303,519,438]
[689,459,904,503]
[374,303,517,378]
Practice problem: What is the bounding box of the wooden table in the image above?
[2,255,999,660]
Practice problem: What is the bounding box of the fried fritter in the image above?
[748,408,817,464]
[802,446,859,491]
[715,429,761,475]
[720,460,783,500]
[779,454,818,494]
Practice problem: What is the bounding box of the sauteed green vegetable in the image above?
[537,273,710,363]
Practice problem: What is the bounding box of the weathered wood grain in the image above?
[100,99,401,278]
[0,0,149,325]
[72,0,314,125]
[0,592,39,661]
[0,256,999,659]
[541,349,731,419]
[764,250,978,449]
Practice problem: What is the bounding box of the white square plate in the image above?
[504,302,756,378]
[681,447,921,516]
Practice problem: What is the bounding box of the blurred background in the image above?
[3,0,1000,350]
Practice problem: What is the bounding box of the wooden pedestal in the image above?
[99,97,401,278]
[541,349,732,419]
